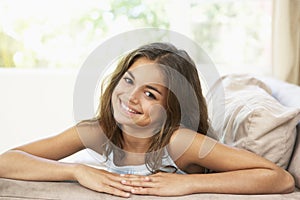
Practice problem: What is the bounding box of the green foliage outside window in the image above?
[0,0,271,69]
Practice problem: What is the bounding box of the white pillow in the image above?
[218,74,300,169]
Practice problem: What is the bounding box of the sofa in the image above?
[1,74,300,200]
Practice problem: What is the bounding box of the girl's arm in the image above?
[0,126,84,180]
[0,126,133,198]
[121,128,295,196]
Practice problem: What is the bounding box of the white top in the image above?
[85,148,186,175]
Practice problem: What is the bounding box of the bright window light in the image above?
[0,0,272,75]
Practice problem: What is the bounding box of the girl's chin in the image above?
[114,116,156,129]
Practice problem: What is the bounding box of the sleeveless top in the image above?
[86,148,186,175]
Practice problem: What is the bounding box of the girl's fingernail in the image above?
[121,180,126,184]
[131,189,135,193]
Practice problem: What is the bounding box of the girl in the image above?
[0,42,295,198]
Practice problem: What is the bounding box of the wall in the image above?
[0,68,78,153]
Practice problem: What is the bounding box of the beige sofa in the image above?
[1,75,300,199]
[0,178,299,200]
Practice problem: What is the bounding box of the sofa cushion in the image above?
[288,126,300,187]
[215,74,300,169]
[1,178,300,199]
[260,77,300,188]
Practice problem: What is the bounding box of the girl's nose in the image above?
[128,88,140,104]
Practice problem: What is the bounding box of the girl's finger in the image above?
[120,178,156,187]
[107,179,135,192]
[102,172,137,183]
[120,174,144,179]
[131,187,156,195]
[119,174,152,182]
[102,185,131,198]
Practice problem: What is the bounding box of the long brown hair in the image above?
[97,42,209,172]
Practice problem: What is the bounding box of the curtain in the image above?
[272,0,300,85]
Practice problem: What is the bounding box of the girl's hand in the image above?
[121,172,193,196]
[73,164,134,198]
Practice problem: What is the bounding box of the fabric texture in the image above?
[1,178,299,200]
[219,74,300,169]
[272,0,300,85]
[289,126,300,188]
[85,148,186,175]
[260,76,300,188]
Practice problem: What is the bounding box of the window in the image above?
[0,0,272,75]
[189,0,272,75]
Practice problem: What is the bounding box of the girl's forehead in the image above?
[129,57,156,70]
[127,58,166,85]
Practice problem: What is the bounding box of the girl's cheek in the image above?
[116,82,131,93]
[148,104,167,121]
[114,84,125,94]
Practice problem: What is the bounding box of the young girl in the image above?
[0,42,295,198]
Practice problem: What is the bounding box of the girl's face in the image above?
[111,57,167,132]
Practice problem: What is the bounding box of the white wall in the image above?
[0,68,78,153]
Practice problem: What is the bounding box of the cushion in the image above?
[260,77,300,188]
[289,126,300,187]
[215,74,300,169]
[1,177,300,199]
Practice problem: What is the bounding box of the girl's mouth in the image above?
[120,100,142,115]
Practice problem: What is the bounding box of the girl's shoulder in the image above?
[168,127,200,159]
[168,128,209,173]
[169,127,205,145]
[76,119,105,135]
[76,118,101,128]
[169,127,217,159]
[76,119,106,153]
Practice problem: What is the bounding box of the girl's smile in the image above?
[119,98,142,116]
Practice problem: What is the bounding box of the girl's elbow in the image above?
[283,173,295,193]
[277,170,295,194]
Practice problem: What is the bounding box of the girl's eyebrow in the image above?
[126,71,135,80]
[146,85,162,95]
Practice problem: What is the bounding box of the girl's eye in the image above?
[123,77,133,84]
[145,91,156,100]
